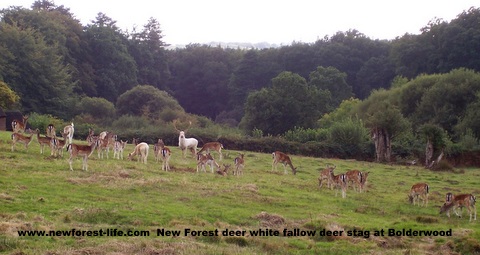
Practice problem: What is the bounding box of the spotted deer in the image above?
[408,183,429,207]
[440,193,477,222]
[233,153,245,176]
[318,164,335,189]
[67,140,98,171]
[272,151,297,175]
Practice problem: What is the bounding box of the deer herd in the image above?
[7,116,477,222]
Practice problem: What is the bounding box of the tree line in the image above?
[1,1,480,164]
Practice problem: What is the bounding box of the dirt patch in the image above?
[254,212,285,227]
[0,193,14,201]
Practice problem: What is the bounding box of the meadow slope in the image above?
[0,131,479,254]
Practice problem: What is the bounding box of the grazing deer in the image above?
[51,132,68,157]
[318,164,336,190]
[160,147,172,171]
[331,172,348,198]
[67,140,98,171]
[233,153,245,176]
[272,151,297,175]
[154,139,165,162]
[346,169,369,192]
[12,115,28,133]
[216,164,231,176]
[113,140,127,160]
[128,142,149,164]
[197,153,219,173]
[63,123,74,145]
[36,129,53,154]
[46,124,56,138]
[11,132,35,152]
[440,193,477,222]
[198,142,224,161]
[174,120,198,158]
[408,183,429,207]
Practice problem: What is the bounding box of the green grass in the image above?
[0,130,479,254]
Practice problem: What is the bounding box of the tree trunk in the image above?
[372,127,391,163]
[425,139,434,167]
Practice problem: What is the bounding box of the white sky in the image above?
[1,0,479,45]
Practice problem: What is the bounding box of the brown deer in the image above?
[408,183,429,207]
[272,151,297,175]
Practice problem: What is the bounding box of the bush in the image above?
[27,113,65,134]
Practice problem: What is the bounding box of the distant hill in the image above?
[167,41,283,50]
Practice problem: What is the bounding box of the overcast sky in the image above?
[1,1,479,45]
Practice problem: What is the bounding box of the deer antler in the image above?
[173,119,180,132]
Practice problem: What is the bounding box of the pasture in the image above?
[0,130,479,254]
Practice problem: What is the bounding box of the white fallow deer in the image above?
[50,132,68,157]
[408,183,429,207]
[331,172,348,198]
[197,153,219,173]
[67,140,98,171]
[128,142,149,164]
[173,120,198,158]
[272,151,297,175]
[198,142,224,161]
[318,164,336,190]
[46,124,56,138]
[11,132,35,152]
[233,153,245,176]
[12,115,28,133]
[36,129,53,155]
[440,193,477,222]
[113,140,127,160]
[63,123,74,145]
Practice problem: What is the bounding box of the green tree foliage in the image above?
[116,85,184,119]
[128,18,169,91]
[399,68,480,136]
[0,20,74,118]
[167,44,238,119]
[318,98,360,128]
[355,89,411,162]
[241,71,330,135]
[0,81,20,109]
[84,13,137,102]
[328,117,370,157]
[76,97,116,123]
[308,66,352,107]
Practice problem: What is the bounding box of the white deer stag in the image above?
[63,123,74,145]
[173,120,198,158]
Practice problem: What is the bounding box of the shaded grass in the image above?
[0,131,479,254]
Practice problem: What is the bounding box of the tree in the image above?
[0,21,74,118]
[241,71,330,135]
[116,85,184,119]
[128,18,169,91]
[356,89,411,162]
[418,124,447,168]
[0,81,20,109]
[76,97,116,122]
[84,13,138,102]
[308,66,352,107]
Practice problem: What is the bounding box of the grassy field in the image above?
[0,130,479,254]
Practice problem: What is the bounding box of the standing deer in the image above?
[160,147,172,171]
[197,153,219,173]
[46,124,56,138]
[11,132,35,152]
[12,115,28,133]
[173,120,198,158]
[272,151,297,175]
[233,153,245,176]
[113,140,127,160]
[36,129,53,154]
[63,123,74,145]
[67,140,98,171]
[318,164,336,189]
